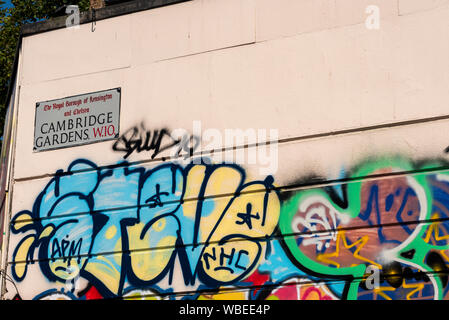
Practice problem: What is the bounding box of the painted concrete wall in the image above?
[3,0,449,300]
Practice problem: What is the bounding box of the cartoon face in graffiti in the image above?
[10,160,101,283]
[197,178,280,285]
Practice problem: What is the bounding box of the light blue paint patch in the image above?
[95,168,141,210]
[258,241,307,283]
[39,170,98,219]
[200,199,216,218]
[259,241,346,298]
[236,249,250,269]
[332,166,347,201]
[45,195,90,218]
[326,281,346,298]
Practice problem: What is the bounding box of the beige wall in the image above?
[13,0,449,179]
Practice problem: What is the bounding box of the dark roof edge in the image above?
[20,0,192,37]
[3,0,191,109]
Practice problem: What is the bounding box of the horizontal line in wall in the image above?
[13,112,449,183]
[154,41,256,63]
[22,65,131,87]
[398,1,449,17]
[8,215,449,265]
[10,165,449,225]
[94,271,448,300]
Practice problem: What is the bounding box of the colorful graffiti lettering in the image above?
[280,158,449,300]
[9,157,449,300]
[10,159,280,299]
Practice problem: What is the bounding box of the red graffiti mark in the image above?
[243,270,270,297]
[244,270,270,286]
[84,285,103,300]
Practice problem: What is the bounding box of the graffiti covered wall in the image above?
[7,156,449,300]
[9,159,280,299]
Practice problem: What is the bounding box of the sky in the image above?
[1,0,13,9]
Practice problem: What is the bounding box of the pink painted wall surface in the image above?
[2,0,449,300]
